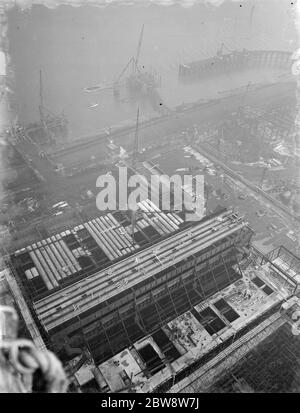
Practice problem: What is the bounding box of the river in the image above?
[7,0,297,139]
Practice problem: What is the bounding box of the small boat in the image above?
[84,85,102,92]
[84,83,111,93]
[88,103,99,109]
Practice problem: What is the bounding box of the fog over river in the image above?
[7,0,297,139]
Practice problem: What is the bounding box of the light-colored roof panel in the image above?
[33,210,250,332]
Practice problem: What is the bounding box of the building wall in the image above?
[50,227,250,337]
[48,225,252,363]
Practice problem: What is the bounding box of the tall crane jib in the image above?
[38,70,68,143]
[134,24,144,74]
[113,25,162,111]
[132,107,140,168]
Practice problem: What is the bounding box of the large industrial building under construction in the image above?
[2,1,300,395]
[9,206,251,345]
[3,203,300,392]
[3,191,299,393]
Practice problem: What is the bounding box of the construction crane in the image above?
[249,4,255,27]
[116,57,135,84]
[39,69,56,143]
[113,24,161,106]
[134,24,144,74]
[113,25,144,97]
[117,24,144,80]
[237,81,252,118]
[113,66,136,98]
[132,107,140,168]
[38,70,67,141]
[113,58,134,98]
[216,42,231,57]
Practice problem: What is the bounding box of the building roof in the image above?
[75,259,292,393]
[32,209,249,333]
[13,199,184,296]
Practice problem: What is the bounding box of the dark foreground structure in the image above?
[5,203,300,393]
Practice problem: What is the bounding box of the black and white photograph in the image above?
[0,0,300,397]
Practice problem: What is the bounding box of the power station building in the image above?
[8,180,300,394]
[6,198,300,393]
[10,206,253,364]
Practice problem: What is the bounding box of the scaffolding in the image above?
[68,248,241,366]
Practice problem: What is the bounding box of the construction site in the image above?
[0,0,300,394]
